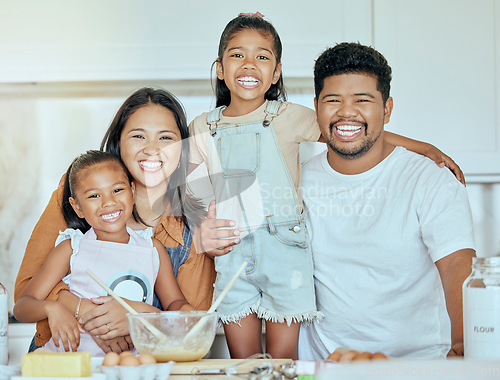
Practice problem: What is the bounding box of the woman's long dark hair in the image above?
[100,87,205,227]
[62,150,141,233]
[214,14,287,107]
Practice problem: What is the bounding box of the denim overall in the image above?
[206,101,319,325]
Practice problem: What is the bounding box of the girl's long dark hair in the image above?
[62,150,141,233]
[214,14,287,107]
[100,87,205,228]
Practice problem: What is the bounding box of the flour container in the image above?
[0,282,8,365]
[463,256,500,359]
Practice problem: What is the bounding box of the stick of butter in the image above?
[22,351,92,377]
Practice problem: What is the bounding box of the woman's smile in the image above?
[139,160,163,172]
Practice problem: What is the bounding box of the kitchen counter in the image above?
[5,323,231,366]
[2,356,499,379]
[168,358,500,379]
[7,323,36,366]
[5,325,499,380]
[169,358,293,379]
[315,358,500,380]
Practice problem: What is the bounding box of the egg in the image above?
[138,353,157,365]
[102,352,120,367]
[119,354,140,366]
[119,351,134,357]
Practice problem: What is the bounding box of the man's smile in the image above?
[330,121,367,140]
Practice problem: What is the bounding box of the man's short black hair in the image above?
[314,42,392,103]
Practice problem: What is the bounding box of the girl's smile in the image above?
[99,210,122,222]
[237,75,261,89]
[217,29,282,115]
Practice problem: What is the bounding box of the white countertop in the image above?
[7,323,36,367]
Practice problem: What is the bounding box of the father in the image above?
[298,42,476,359]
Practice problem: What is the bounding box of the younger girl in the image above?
[189,14,464,359]
[13,150,193,355]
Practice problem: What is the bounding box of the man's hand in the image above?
[436,249,475,358]
[448,342,464,357]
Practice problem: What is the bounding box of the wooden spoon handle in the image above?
[209,261,248,313]
[85,270,138,315]
[85,269,166,341]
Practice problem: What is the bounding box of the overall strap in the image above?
[206,106,226,136]
[263,100,282,127]
[265,100,281,116]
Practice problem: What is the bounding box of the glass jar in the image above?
[463,257,500,359]
[0,282,7,365]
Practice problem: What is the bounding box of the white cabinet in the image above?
[0,0,371,82]
[0,0,498,177]
[373,0,500,178]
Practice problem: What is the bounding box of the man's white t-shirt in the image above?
[298,147,475,359]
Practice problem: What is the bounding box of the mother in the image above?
[14,87,216,352]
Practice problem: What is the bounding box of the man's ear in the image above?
[384,97,394,124]
[314,97,318,115]
[69,197,85,218]
[216,59,224,80]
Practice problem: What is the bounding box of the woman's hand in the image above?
[195,200,241,258]
[78,297,130,340]
[92,335,134,353]
[46,301,84,352]
[424,144,465,186]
